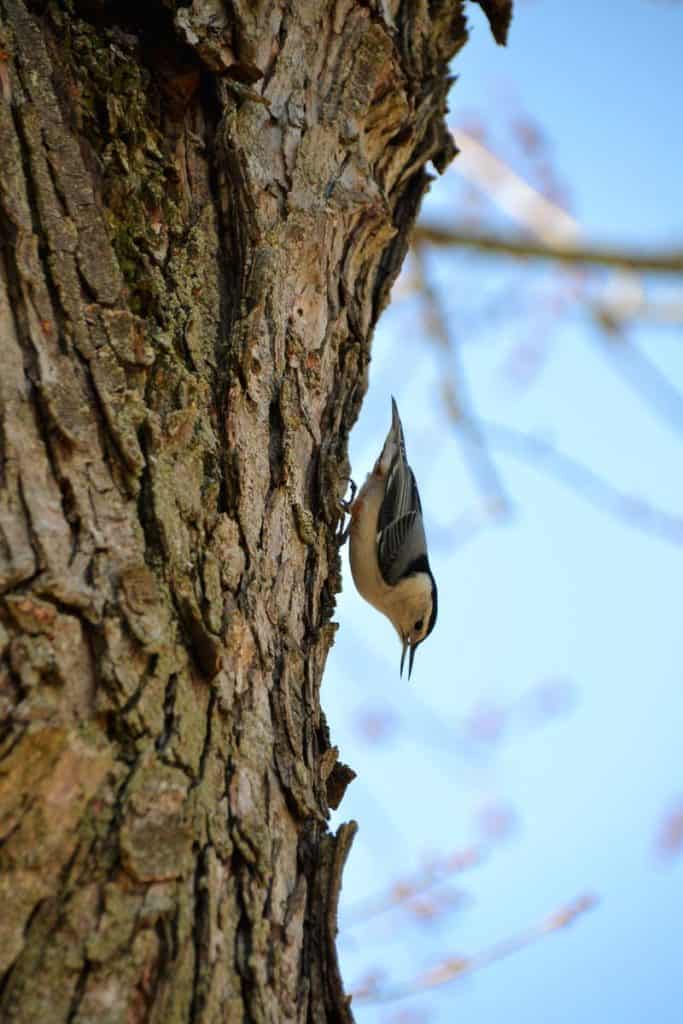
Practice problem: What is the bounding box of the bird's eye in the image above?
[414,618,423,632]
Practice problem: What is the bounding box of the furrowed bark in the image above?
[0,1,498,1020]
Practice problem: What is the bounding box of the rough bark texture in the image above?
[0,1,492,1021]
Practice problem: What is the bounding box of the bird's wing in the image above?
[377,460,428,586]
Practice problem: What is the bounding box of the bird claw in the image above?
[338,477,357,514]
[336,477,357,545]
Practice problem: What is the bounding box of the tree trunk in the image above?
[0,1,494,1020]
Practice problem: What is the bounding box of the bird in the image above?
[341,397,438,679]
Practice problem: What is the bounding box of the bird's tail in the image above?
[376,396,406,475]
[390,396,407,460]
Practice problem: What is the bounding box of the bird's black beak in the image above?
[400,641,417,680]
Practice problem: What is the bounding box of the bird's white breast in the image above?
[349,472,392,615]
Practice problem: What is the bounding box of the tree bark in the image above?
[0,1,493,1020]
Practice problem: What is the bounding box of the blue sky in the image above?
[325,2,683,1022]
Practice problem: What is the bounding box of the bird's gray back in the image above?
[376,456,427,586]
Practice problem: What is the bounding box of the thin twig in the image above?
[351,893,598,1004]
[342,847,483,928]
[596,334,683,436]
[593,296,683,327]
[481,421,683,546]
[450,130,581,245]
[412,246,513,516]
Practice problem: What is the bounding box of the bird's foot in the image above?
[336,478,357,545]
[338,477,357,514]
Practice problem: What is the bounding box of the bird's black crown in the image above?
[406,555,438,639]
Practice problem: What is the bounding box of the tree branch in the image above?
[414,225,683,275]
[352,893,598,1004]
[482,421,683,546]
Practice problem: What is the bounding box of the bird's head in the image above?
[387,569,438,679]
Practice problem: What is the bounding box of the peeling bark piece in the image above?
[472,0,514,45]
[326,760,357,812]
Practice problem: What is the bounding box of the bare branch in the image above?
[593,296,683,327]
[352,893,598,1004]
[481,421,683,546]
[451,130,580,244]
[412,247,513,515]
[596,335,683,436]
[342,847,483,929]
[414,225,683,275]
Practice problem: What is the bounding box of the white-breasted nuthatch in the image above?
[341,397,437,679]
